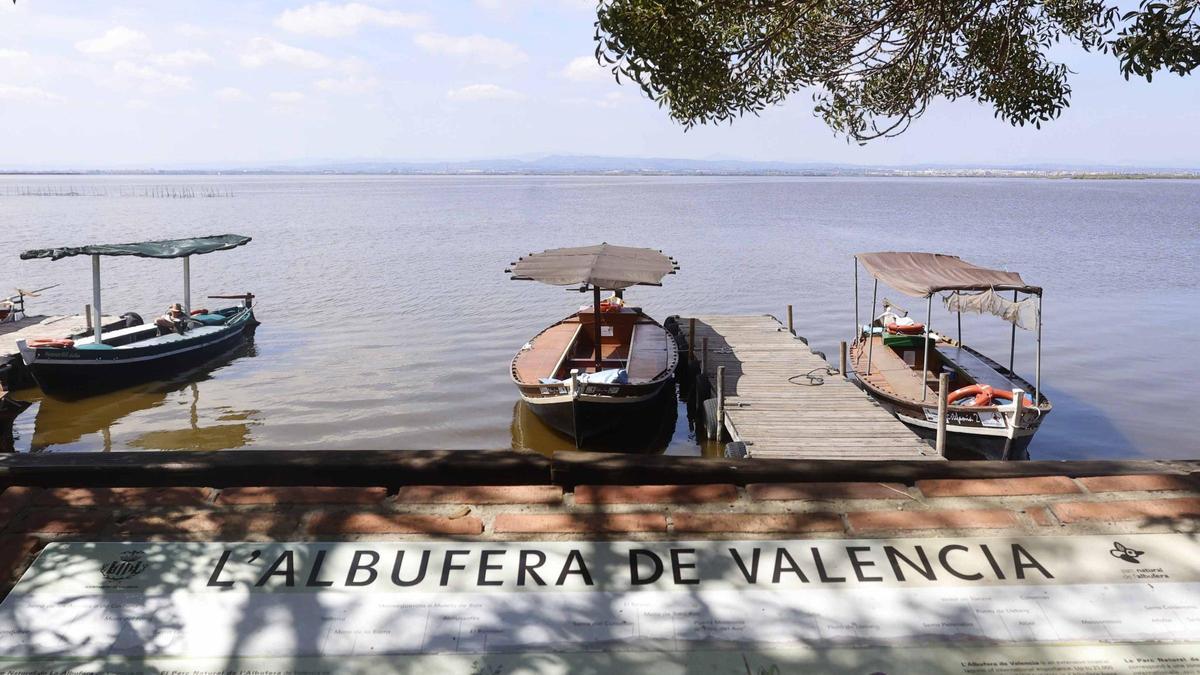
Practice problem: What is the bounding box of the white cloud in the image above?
[151,49,214,69]
[76,26,151,57]
[595,91,624,108]
[562,55,608,82]
[113,61,192,92]
[173,23,210,39]
[446,83,523,102]
[0,83,65,103]
[241,37,331,69]
[277,2,428,37]
[562,91,626,109]
[315,75,379,94]
[215,87,249,102]
[0,49,34,69]
[475,0,592,11]
[0,49,40,80]
[415,33,527,67]
[269,90,306,104]
[125,99,151,111]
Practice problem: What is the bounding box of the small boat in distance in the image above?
[849,252,1051,459]
[16,234,258,400]
[508,244,680,446]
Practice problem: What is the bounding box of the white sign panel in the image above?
[0,534,1199,673]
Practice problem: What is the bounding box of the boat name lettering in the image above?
[923,409,981,425]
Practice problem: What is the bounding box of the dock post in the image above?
[839,341,848,378]
[701,337,709,375]
[688,318,696,362]
[936,373,949,456]
[715,365,726,440]
[85,304,92,333]
[1005,388,1026,460]
[786,304,794,335]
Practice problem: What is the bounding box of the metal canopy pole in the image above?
[592,285,603,372]
[956,292,962,344]
[853,259,859,341]
[91,254,103,344]
[865,279,878,375]
[921,293,933,402]
[1035,293,1043,403]
[1009,289,1017,372]
[183,255,191,316]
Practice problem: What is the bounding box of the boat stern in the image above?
[15,340,36,368]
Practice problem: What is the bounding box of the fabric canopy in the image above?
[856,252,1040,297]
[21,234,252,261]
[509,243,678,289]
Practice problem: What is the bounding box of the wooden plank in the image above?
[552,452,1200,487]
[0,450,552,487]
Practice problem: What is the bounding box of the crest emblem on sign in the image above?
[1110,541,1144,564]
[101,549,148,581]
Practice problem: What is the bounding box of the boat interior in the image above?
[513,306,671,385]
[71,306,240,351]
[853,333,1035,407]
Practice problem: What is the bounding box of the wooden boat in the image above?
[850,252,1051,459]
[0,285,57,325]
[507,244,679,445]
[15,235,258,400]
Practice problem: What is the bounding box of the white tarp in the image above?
[944,289,1040,329]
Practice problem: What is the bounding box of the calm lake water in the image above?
[1,175,1197,459]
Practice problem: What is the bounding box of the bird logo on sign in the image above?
[1110,541,1144,564]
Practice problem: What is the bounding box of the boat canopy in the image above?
[508,243,678,289]
[20,234,251,262]
[855,252,1040,297]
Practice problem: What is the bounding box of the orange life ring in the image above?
[947,384,994,406]
[189,308,209,316]
[886,321,925,335]
[27,338,74,349]
[990,390,1036,408]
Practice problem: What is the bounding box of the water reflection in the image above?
[12,342,260,453]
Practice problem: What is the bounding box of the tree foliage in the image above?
[594,0,1200,142]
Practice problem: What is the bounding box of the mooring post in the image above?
[1005,388,1026,461]
[701,337,709,375]
[786,304,794,335]
[839,341,848,378]
[85,304,92,332]
[936,373,949,456]
[688,318,696,362]
[716,365,726,439]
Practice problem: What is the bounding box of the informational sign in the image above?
[1,534,1199,673]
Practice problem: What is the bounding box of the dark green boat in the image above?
[16,235,258,400]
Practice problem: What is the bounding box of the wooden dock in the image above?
[683,314,943,461]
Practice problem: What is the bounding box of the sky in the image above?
[0,0,1197,169]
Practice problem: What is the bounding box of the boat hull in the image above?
[521,380,674,445]
[874,396,1041,460]
[850,337,1049,460]
[511,307,680,447]
[20,309,257,400]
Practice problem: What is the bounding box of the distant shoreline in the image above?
[1,170,1198,179]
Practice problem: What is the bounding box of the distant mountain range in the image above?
[4,155,1198,177]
